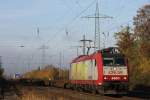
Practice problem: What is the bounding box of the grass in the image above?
[21,87,65,100]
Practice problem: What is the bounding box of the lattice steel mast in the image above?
[83,0,112,51]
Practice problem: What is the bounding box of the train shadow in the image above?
[126,85,150,99]
[105,85,150,99]
[106,92,150,99]
[105,94,123,98]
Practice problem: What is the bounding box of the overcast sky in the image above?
[0,0,149,76]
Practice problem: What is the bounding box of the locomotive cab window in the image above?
[114,58,125,66]
[103,58,114,66]
[103,57,125,66]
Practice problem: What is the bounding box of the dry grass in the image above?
[21,87,66,100]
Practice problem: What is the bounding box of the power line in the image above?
[39,44,49,68]
[76,0,82,9]
[80,35,93,55]
[58,0,74,13]
[113,0,126,18]
[70,46,83,56]
[45,0,96,45]
[103,19,133,33]
[82,0,113,51]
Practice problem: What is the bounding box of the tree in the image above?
[115,4,150,88]
[115,26,140,89]
[0,68,4,77]
[115,26,135,55]
[133,4,150,85]
[0,56,4,77]
[133,4,150,58]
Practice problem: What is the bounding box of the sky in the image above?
[0,0,149,76]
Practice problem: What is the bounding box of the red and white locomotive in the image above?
[69,47,129,94]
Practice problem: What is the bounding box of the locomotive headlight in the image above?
[104,76,107,80]
[113,67,117,70]
[98,83,102,85]
[123,76,127,80]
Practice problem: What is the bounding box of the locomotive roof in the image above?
[101,53,124,58]
[71,47,124,63]
[71,53,96,63]
[99,47,124,57]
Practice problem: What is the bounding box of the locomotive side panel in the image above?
[70,59,98,81]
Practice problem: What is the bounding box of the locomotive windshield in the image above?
[103,57,125,66]
[103,58,113,66]
[115,58,125,65]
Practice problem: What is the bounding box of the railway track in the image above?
[1,79,150,100]
[20,86,150,100]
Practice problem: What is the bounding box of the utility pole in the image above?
[59,52,62,69]
[39,44,48,68]
[82,0,113,51]
[59,52,62,79]
[70,46,83,56]
[71,35,93,56]
[76,47,79,56]
[102,32,106,48]
[37,27,40,38]
[95,2,100,51]
[80,35,86,55]
[80,35,93,55]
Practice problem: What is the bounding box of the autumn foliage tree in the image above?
[115,26,135,55]
[133,4,150,85]
[0,58,4,78]
[0,67,4,78]
[115,26,140,89]
[134,4,150,57]
[115,4,150,88]
[24,64,69,80]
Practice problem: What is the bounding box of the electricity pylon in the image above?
[39,44,48,68]
[82,1,113,51]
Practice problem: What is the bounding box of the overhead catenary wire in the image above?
[75,0,83,9]
[44,0,134,54]
[39,0,131,50]
[113,0,126,18]
[45,0,97,45]
[103,19,133,33]
[58,0,75,13]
